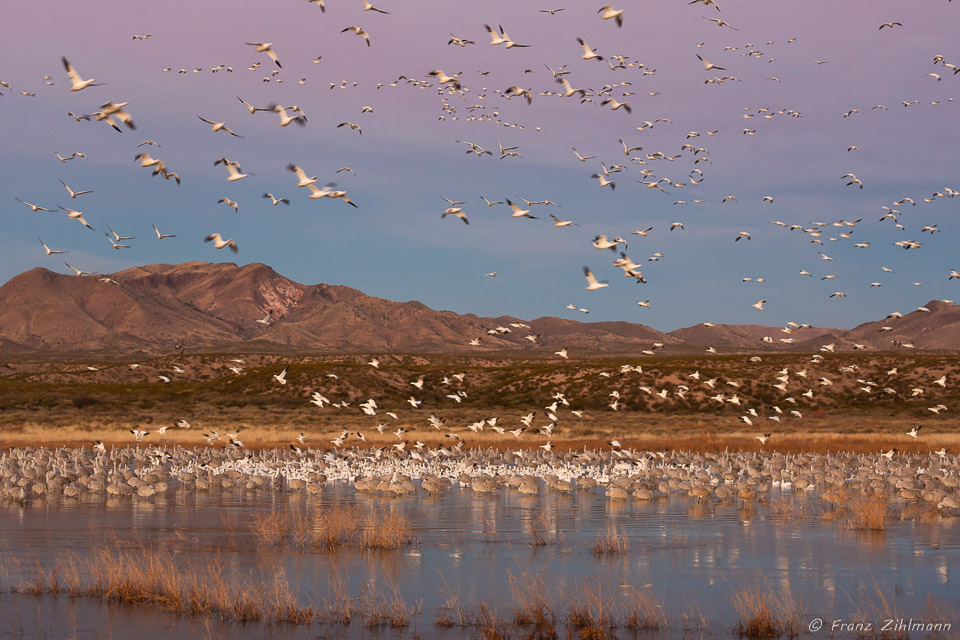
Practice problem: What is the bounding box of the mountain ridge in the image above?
[0,262,956,355]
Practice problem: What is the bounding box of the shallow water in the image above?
[1,483,958,638]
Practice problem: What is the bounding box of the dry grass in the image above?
[360,510,411,550]
[847,578,906,639]
[249,511,288,546]
[14,547,315,624]
[621,585,668,630]
[848,495,889,531]
[567,582,615,639]
[434,575,480,627]
[509,572,557,638]
[314,505,362,550]
[225,505,406,552]
[730,578,803,639]
[360,577,421,627]
[591,524,629,555]
[10,545,430,629]
[318,569,357,624]
[527,515,555,546]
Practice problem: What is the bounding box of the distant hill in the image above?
[0,261,957,355]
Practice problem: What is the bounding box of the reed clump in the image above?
[314,505,362,551]
[509,572,557,639]
[848,495,889,531]
[730,579,802,638]
[250,510,289,546]
[360,579,422,627]
[17,547,315,625]
[435,576,481,627]
[527,515,555,546]
[591,524,629,555]
[232,505,410,552]
[318,569,357,624]
[567,582,614,639]
[360,510,412,550]
[475,603,510,640]
[621,585,668,630]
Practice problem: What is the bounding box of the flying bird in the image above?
[64,262,96,276]
[62,57,101,91]
[442,207,469,225]
[38,238,67,255]
[246,42,282,67]
[263,193,289,206]
[198,115,242,137]
[152,224,175,239]
[16,197,55,212]
[341,26,372,47]
[697,54,726,71]
[597,6,624,27]
[59,206,95,230]
[583,266,609,291]
[60,180,93,199]
[204,233,238,252]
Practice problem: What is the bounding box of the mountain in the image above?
[0,262,956,355]
[0,262,676,354]
[668,323,835,350]
[842,300,960,350]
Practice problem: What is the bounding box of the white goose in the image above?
[38,238,68,255]
[204,233,238,252]
[62,57,102,91]
[583,266,609,291]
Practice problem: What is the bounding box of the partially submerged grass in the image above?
[591,524,629,555]
[730,578,803,639]
[848,495,889,531]
[361,577,422,627]
[509,572,557,638]
[314,505,362,551]
[621,585,668,631]
[238,505,408,551]
[360,510,411,550]
[527,515,555,546]
[567,582,615,639]
[11,545,427,628]
[15,547,315,624]
[250,510,288,546]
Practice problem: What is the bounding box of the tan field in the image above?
[2,350,958,452]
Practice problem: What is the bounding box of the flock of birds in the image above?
[3,0,958,328]
[2,443,959,515]
[2,1,959,489]
[67,342,952,463]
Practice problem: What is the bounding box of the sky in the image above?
[1,0,958,333]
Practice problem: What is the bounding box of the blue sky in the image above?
[1,0,957,332]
